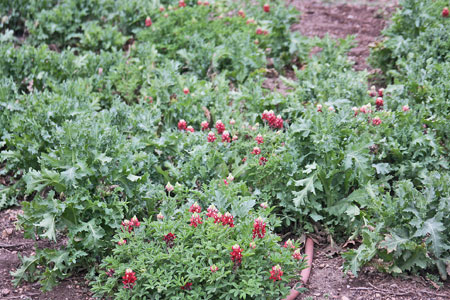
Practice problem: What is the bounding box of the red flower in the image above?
[118,239,126,246]
[179,0,186,8]
[352,106,358,116]
[178,119,187,130]
[221,212,235,227]
[145,17,152,27]
[242,157,247,163]
[166,182,174,192]
[375,97,383,108]
[269,265,283,282]
[255,134,264,144]
[261,110,283,129]
[159,6,165,12]
[378,88,384,97]
[210,265,218,273]
[213,212,223,224]
[259,156,268,165]
[207,131,217,142]
[402,105,410,112]
[251,147,261,155]
[163,232,176,248]
[238,10,246,18]
[230,244,243,266]
[180,282,192,290]
[443,7,449,17]
[292,249,302,261]
[106,268,115,277]
[215,120,226,134]
[206,204,218,218]
[256,27,263,35]
[186,126,194,133]
[224,179,229,186]
[201,121,209,131]
[372,116,382,126]
[283,239,295,249]
[316,104,322,112]
[222,131,231,143]
[249,242,256,249]
[130,216,140,227]
[122,268,137,289]
[252,217,266,240]
[189,202,202,213]
[190,213,203,228]
[183,87,190,94]
[263,4,270,13]
[157,213,164,220]
[260,202,268,209]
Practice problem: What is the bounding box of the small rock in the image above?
[319,263,326,268]
[1,289,10,296]
[342,296,350,300]
[6,228,13,235]
[314,293,321,296]
[375,293,381,298]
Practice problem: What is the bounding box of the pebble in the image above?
[314,292,321,296]
[1,289,10,296]
[6,228,13,235]
[342,296,350,300]
[319,263,326,268]
[375,293,381,297]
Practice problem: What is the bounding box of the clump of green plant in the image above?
[91,202,307,299]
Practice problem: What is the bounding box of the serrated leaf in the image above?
[413,216,445,256]
[345,205,360,217]
[292,174,316,207]
[372,163,391,175]
[35,214,57,241]
[379,233,409,253]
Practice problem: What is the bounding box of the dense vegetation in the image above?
[0,0,448,298]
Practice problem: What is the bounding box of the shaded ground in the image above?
[0,208,93,300]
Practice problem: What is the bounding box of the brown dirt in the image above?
[0,207,93,300]
[296,245,450,300]
[288,0,398,71]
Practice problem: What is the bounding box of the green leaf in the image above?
[372,163,391,175]
[380,233,409,253]
[35,214,57,241]
[292,174,316,207]
[413,215,446,257]
[127,174,141,182]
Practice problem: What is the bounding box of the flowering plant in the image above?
[91,203,307,299]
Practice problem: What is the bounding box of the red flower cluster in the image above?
[183,87,190,94]
[292,249,302,261]
[163,232,176,248]
[269,265,283,282]
[178,119,187,130]
[443,7,449,17]
[106,268,115,277]
[186,126,194,132]
[251,147,261,155]
[189,202,202,213]
[118,239,126,246]
[210,265,218,273]
[230,244,243,265]
[221,212,235,227]
[179,0,186,8]
[180,282,192,290]
[375,97,384,111]
[255,134,264,144]
[122,216,140,232]
[190,213,203,227]
[122,268,137,289]
[263,3,270,13]
[145,17,152,27]
[201,121,209,131]
[262,110,283,129]
[222,131,231,143]
[283,239,295,249]
[206,204,218,218]
[215,120,226,134]
[402,105,410,112]
[259,156,268,165]
[238,10,246,18]
[372,116,382,126]
[252,217,266,240]
[207,131,216,142]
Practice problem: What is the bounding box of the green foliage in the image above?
[91,201,307,299]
